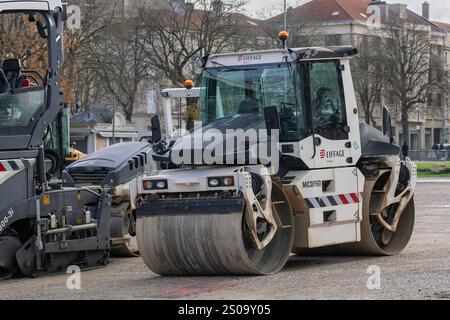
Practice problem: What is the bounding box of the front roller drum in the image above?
[137,183,294,276]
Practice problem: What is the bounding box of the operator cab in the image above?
[0,3,66,183]
[199,46,361,170]
[0,5,64,153]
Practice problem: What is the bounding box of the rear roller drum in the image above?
[137,183,294,275]
[337,173,415,256]
[357,192,415,256]
[0,231,21,280]
[110,204,139,257]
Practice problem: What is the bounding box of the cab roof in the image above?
[0,0,63,13]
[206,46,358,68]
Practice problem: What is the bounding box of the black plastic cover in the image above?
[359,123,400,157]
[64,142,151,187]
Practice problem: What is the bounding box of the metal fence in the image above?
[409,150,450,161]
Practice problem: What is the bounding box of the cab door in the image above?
[298,58,361,169]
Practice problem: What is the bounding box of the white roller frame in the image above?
[161,87,200,139]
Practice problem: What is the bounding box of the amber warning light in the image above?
[279,31,289,49]
[184,80,194,89]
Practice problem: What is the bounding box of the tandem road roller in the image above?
[136,35,417,276]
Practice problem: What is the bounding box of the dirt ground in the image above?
[1,180,449,300]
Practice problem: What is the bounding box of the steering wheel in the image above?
[280,101,297,110]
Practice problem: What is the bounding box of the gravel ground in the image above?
[1,181,449,300]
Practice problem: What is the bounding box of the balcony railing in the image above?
[409,150,450,161]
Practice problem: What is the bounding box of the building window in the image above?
[371,36,382,49]
[427,93,433,106]
[385,90,396,105]
[374,89,381,104]
[107,137,134,145]
[325,34,342,46]
[431,45,443,56]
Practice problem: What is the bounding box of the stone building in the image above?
[269,0,450,150]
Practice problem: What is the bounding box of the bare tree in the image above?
[381,20,444,146]
[138,0,247,86]
[0,13,47,71]
[351,35,385,126]
[257,3,323,48]
[87,15,151,121]
[62,0,114,110]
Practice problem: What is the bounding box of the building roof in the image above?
[269,0,369,25]
[269,0,445,33]
[230,12,267,37]
[71,106,113,125]
[434,21,450,32]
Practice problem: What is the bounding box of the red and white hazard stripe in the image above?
[0,159,32,172]
[305,192,364,209]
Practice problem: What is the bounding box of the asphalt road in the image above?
[1,180,449,300]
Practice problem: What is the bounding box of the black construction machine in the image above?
[0,0,149,279]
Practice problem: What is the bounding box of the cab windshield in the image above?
[0,11,48,136]
[0,88,45,133]
[200,59,349,142]
[200,63,307,142]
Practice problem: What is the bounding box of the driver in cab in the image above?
[312,87,339,130]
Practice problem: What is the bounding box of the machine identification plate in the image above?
[0,208,15,233]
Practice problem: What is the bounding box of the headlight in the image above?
[156,181,167,189]
[208,177,235,188]
[208,178,220,187]
[223,177,234,186]
[143,181,153,190]
[142,179,168,190]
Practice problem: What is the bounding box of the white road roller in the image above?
[136,37,417,275]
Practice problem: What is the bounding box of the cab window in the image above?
[308,61,348,140]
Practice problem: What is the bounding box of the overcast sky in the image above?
[244,0,450,23]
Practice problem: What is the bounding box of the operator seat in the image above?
[0,69,10,93]
[2,58,24,89]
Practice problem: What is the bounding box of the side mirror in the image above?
[264,106,280,135]
[382,105,394,143]
[192,56,207,75]
[62,3,69,22]
[263,106,281,175]
[151,115,162,143]
[37,20,49,39]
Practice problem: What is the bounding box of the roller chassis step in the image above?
[137,198,246,217]
[111,237,132,245]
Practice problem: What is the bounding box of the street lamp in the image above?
[284,0,287,31]
[416,105,420,150]
[444,96,448,144]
